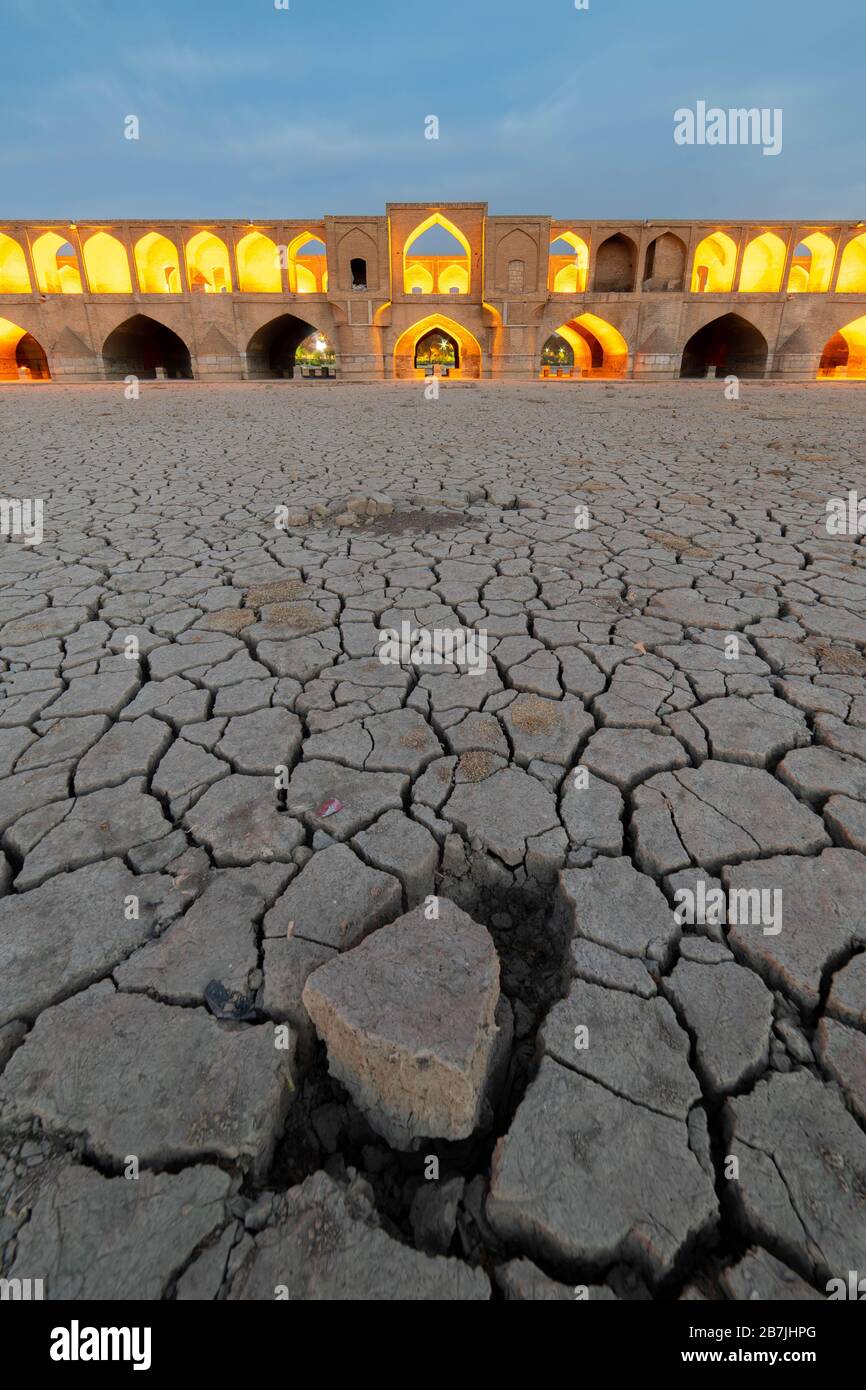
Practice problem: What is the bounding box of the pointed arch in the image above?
[406,263,435,295]
[542,313,628,378]
[402,213,471,295]
[817,315,866,380]
[679,313,767,378]
[786,233,835,293]
[643,232,687,290]
[245,312,325,378]
[102,314,193,379]
[31,232,82,294]
[236,232,282,293]
[739,232,786,292]
[0,234,31,293]
[592,233,637,292]
[286,233,328,293]
[836,233,866,293]
[691,233,737,293]
[134,232,181,294]
[437,262,470,294]
[0,316,50,380]
[548,232,589,292]
[393,314,482,379]
[185,231,232,293]
[82,232,132,293]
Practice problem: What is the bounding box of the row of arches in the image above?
[0,230,330,296]
[542,310,866,380]
[548,229,866,296]
[4,310,866,384]
[0,313,335,382]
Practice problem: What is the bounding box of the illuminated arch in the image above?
[739,232,786,292]
[0,316,50,380]
[836,234,866,293]
[817,315,866,380]
[405,263,434,294]
[31,233,82,294]
[236,232,282,292]
[553,264,579,293]
[82,232,132,293]
[414,327,460,368]
[540,329,591,375]
[102,314,193,379]
[691,233,737,293]
[543,313,628,378]
[286,233,327,294]
[403,214,471,295]
[437,262,469,294]
[786,233,835,293]
[134,232,181,294]
[185,231,232,293]
[0,234,31,293]
[548,232,589,293]
[393,314,482,379]
[680,313,767,378]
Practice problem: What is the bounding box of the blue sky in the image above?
[2,0,863,219]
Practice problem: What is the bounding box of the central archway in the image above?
[245,313,329,378]
[102,315,193,379]
[393,315,482,378]
[679,314,767,378]
[414,328,459,369]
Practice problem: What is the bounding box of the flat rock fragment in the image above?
[725,1071,866,1283]
[263,843,401,950]
[6,1164,232,1301]
[487,1057,717,1282]
[0,983,294,1178]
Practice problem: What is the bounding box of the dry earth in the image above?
[0,379,865,1301]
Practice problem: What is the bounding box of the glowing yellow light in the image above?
[236,231,282,292]
[135,232,181,293]
[818,313,866,379]
[31,232,82,294]
[786,232,835,293]
[285,233,327,293]
[0,315,48,380]
[545,313,629,378]
[549,232,589,293]
[437,263,469,294]
[393,313,482,377]
[0,234,31,293]
[836,234,866,293]
[82,231,133,293]
[691,233,737,293]
[402,214,470,295]
[185,231,232,293]
[739,232,786,293]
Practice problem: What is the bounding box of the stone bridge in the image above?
[1,203,865,383]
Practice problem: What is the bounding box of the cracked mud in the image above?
[1,380,865,1302]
